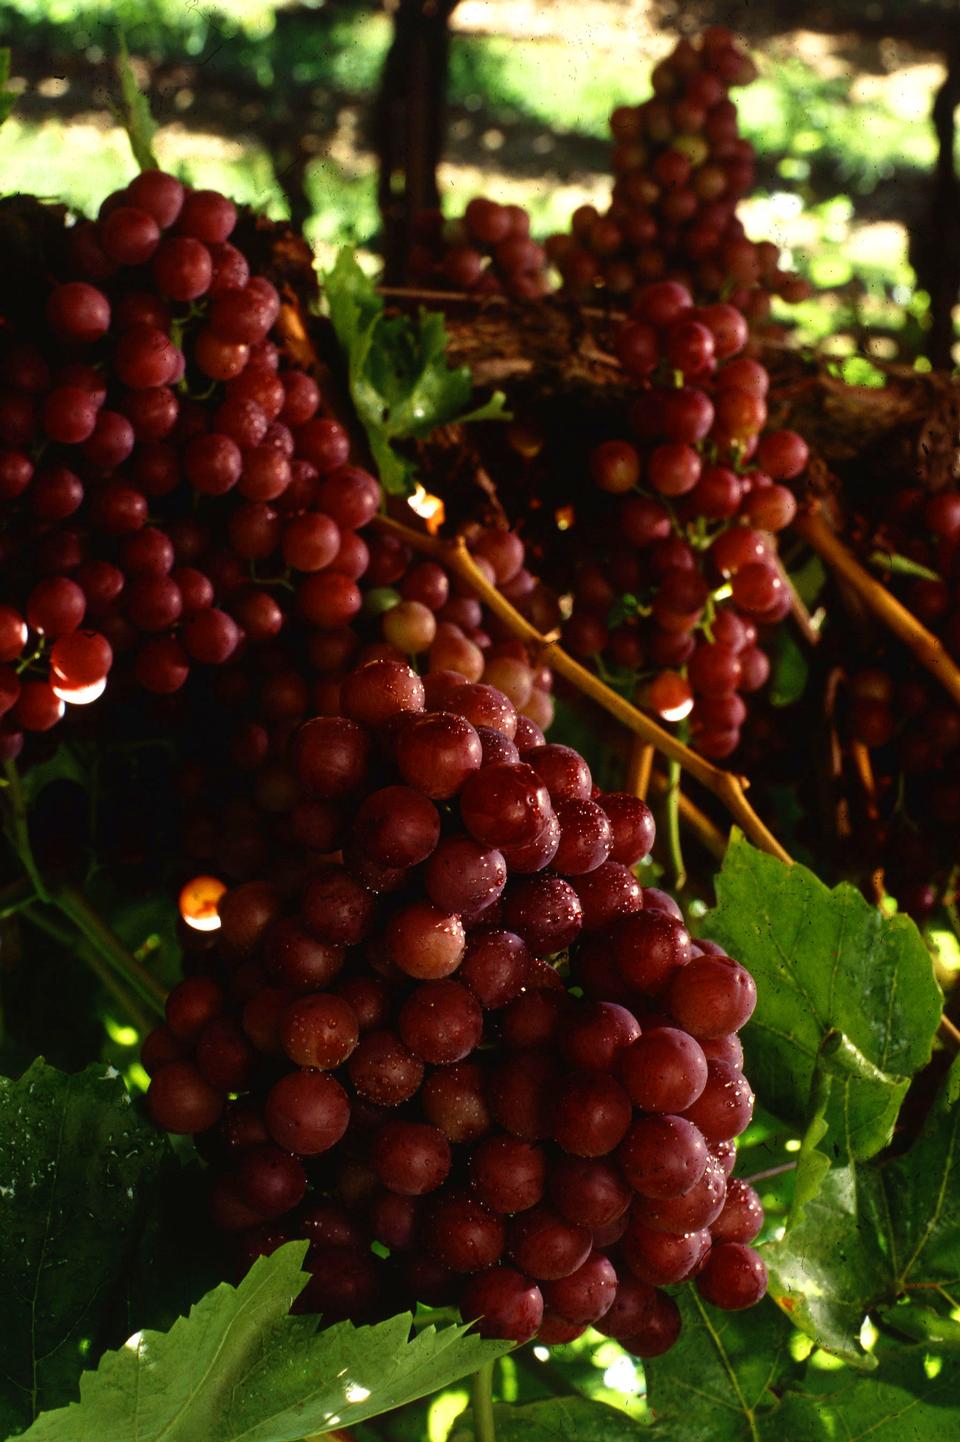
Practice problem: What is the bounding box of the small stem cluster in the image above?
[372,513,792,864]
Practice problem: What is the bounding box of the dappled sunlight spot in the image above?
[428,1387,469,1442]
[603,1353,640,1392]
[766,30,851,79]
[851,63,945,121]
[847,222,907,269]
[124,1331,143,1353]
[453,0,665,50]
[810,1348,846,1371]
[344,1381,371,1403]
[591,1339,627,1368]
[104,1018,139,1048]
[36,76,70,99]
[785,1139,801,1153]
[925,1354,944,1379]
[789,1329,815,1361]
[859,1317,878,1351]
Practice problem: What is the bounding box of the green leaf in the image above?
[789,554,826,610]
[704,836,942,1162]
[324,249,507,496]
[644,1292,800,1440]
[788,1041,832,1219]
[0,1060,167,1436]
[861,1051,960,1293]
[765,1055,960,1363]
[645,1299,960,1441]
[0,49,16,127]
[450,1397,645,1441]
[113,34,159,173]
[765,1164,880,1367]
[767,627,808,707]
[773,1342,960,1440]
[22,1242,510,1442]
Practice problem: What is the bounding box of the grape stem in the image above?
[648,769,726,860]
[2,758,51,902]
[772,547,820,647]
[2,760,165,1020]
[742,1161,798,1185]
[0,875,35,917]
[372,512,793,864]
[796,507,960,708]
[53,884,167,1018]
[665,757,687,891]
[471,1361,497,1442]
[23,904,154,1035]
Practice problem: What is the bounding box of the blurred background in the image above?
[1,0,958,368]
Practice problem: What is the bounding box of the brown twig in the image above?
[796,508,960,708]
[772,545,820,647]
[627,738,654,800]
[373,512,792,863]
[849,739,880,821]
[940,1014,960,1048]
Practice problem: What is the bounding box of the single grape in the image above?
[696,1241,767,1309]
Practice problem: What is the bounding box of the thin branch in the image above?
[743,1161,798,1186]
[796,508,960,708]
[24,904,153,1035]
[772,546,820,647]
[648,769,727,860]
[626,738,654,800]
[0,875,34,917]
[664,757,687,891]
[849,739,880,821]
[940,1014,960,1048]
[54,883,166,1017]
[2,758,50,901]
[373,513,793,863]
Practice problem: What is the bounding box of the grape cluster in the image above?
[0,171,555,771]
[556,279,809,758]
[143,656,767,1348]
[545,27,810,320]
[172,517,559,890]
[840,486,960,917]
[0,170,389,749]
[408,198,551,302]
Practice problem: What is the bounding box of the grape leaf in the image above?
[22,1242,510,1442]
[643,1292,800,1440]
[765,1054,960,1363]
[773,1342,960,1440]
[704,837,941,1161]
[862,1051,960,1292]
[324,249,508,495]
[0,1059,167,1437]
[767,628,808,707]
[764,1164,880,1367]
[450,1397,645,1441]
[645,1291,960,1442]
